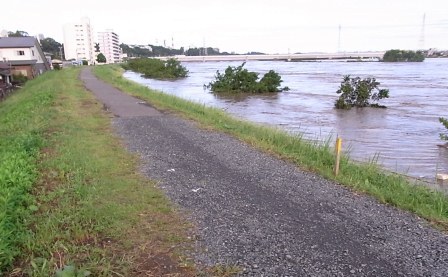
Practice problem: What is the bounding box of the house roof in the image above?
[10,60,37,66]
[0,36,37,48]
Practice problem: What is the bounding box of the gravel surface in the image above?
[82,68,448,276]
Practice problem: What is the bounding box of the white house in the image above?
[63,17,95,64]
[0,36,51,80]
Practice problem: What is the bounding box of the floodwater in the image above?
[123,59,448,182]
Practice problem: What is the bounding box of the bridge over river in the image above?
[156,51,385,62]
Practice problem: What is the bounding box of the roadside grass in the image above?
[1,68,196,276]
[93,65,448,228]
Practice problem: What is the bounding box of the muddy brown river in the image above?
[123,58,448,183]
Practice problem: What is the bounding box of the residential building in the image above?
[63,17,95,64]
[97,29,122,63]
[0,36,51,80]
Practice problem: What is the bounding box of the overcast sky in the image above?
[3,0,447,53]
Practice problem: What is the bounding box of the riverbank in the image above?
[3,67,446,275]
[94,65,448,229]
[0,69,197,276]
[89,65,448,275]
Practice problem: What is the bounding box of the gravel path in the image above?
[81,68,448,276]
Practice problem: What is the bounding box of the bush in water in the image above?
[207,62,289,93]
[335,75,389,109]
[122,58,188,79]
[383,49,425,62]
[440,117,448,141]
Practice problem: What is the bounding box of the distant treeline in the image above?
[120,43,265,58]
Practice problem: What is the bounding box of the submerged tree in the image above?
[383,49,425,62]
[440,117,448,141]
[207,62,289,93]
[123,58,188,79]
[335,75,389,109]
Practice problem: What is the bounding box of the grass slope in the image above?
[1,69,195,276]
[94,65,448,229]
[0,72,51,271]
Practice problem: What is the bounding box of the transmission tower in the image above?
[338,25,342,52]
[418,13,426,50]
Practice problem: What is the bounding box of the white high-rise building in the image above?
[97,29,122,64]
[63,17,95,64]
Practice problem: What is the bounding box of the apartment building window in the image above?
[17,50,25,56]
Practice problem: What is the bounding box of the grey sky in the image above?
[3,0,447,53]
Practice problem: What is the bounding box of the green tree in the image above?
[120,44,151,57]
[8,30,29,37]
[94,43,100,52]
[164,58,188,77]
[207,62,289,93]
[40,37,62,59]
[440,117,448,141]
[335,75,389,109]
[96,53,106,63]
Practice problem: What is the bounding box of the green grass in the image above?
[1,68,195,276]
[0,75,52,271]
[94,64,448,228]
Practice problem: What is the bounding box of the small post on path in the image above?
[334,137,342,176]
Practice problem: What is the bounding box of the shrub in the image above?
[440,117,448,141]
[383,49,425,62]
[207,62,289,93]
[335,75,389,109]
[12,73,28,85]
[122,58,188,79]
